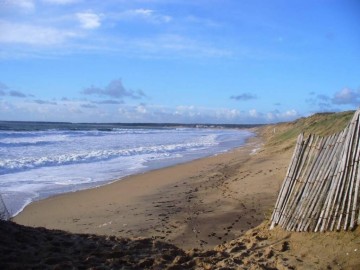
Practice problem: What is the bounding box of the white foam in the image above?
[0,127,253,216]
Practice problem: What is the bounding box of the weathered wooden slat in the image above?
[343,112,360,230]
[317,129,348,232]
[351,121,360,229]
[288,135,326,231]
[282,135,317,230]
[278,135,311,227]
[305,134,342,231]
[272,134,307,227]
[332,114,357,231]
[299,134,339,231]
[270,133,304,229]
[315,130,346,232]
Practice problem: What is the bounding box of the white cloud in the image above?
[157,105,242,123]
[2,99,111,122]
[266,109,299,122]
[5,0,35,11]
[175,105,195,115]
[0,100,12,112]
[76,12,101,29]
[332,87,360,105]
[130,34,232,58]
[266,112,275,121]
[133,9,153,16]
[0,20,77,45]
[0,5,229,59]
[1,97,303,123]
[249,109,258,117]
[214,108,241,120]
[136,105,147,114]
[43,0,79,4]
[118,9,172,24]
[283,109,298,117]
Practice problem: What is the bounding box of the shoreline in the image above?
[14,133,288,250]
[10,130,256,218]
[6,128,255,219]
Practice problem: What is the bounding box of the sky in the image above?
[0,0,359,124]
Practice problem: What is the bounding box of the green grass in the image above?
[265,110,355,151]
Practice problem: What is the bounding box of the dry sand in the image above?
[7,128,360,269]
[14,135,283,250]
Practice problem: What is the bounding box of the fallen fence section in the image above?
[270,110,360,232]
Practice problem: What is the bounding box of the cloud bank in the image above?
[0,82,28,98]
[307,87,360,111]
[332,88,360,106]
[230,93,257,101]
[81,79,146,101]
[0,21,77,46]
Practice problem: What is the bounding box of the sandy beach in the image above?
[14,134,287,250]
[7,120,360,269]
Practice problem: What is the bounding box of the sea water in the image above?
[0,122,253,216]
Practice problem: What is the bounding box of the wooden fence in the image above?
[270,110,360,232]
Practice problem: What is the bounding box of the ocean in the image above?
[0,121,254,217]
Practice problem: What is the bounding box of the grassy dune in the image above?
[261,110,355,152]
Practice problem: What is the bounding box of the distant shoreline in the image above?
[0,120,263,131]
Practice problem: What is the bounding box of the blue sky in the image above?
[0,0,359,124]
